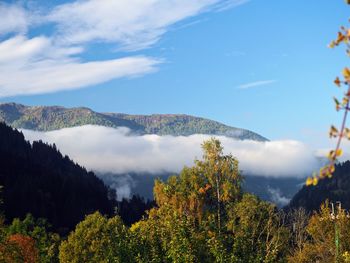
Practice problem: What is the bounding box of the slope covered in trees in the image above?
[0,122,116,233]
[288,161,350,212]
[0,102,267,141]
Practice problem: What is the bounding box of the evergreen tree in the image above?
[0,122,116,232]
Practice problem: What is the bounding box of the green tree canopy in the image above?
[7,214,60,263]
[59,212,136,263]
[132,138,288,262]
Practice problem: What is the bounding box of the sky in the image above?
[0,0,349,147]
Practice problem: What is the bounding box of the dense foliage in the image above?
[0,122,116,233]
[288,202,350,263]
[0,102,266,141]
[59,212,136,263]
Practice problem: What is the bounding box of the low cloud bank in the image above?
[100,173,136,201]
[267,187,290,207]
[22,125,322,178]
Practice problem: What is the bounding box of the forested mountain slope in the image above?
[0,122,116,232]
[287,161,350,211]
[0,102,267,141]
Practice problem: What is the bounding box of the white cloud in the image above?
[267,187,290,206]
[0,36,160,97]
[101,173,136,200]
[48,0,246,51]
[22,125,322,178]
[237,80,277,90]
[0,35,84,65]
[0,0,248,97]
[214,0,250,12]
[0,3,29,36]
[0,36,50,64]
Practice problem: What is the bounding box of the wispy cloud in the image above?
[0,0,249,97]
[0,36,160,97]
[237,79,277,90]
[47,0,250,51]
[0,3,29,35]
[48,0,215,51]
[214,0,250,12]
[225,50,246,57]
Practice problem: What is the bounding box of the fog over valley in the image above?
[22,125,323,177]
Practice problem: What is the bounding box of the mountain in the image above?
[287,161,350,211]
[0,102,267,141]
[0,122,116,233]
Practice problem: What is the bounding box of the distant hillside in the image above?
[100,172,304,207]
[287,161,350,211]
[0,103,267,141]
[0,122,116,232]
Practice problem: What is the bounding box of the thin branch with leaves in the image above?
[307,18,350,186]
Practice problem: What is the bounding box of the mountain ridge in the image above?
[0,102,267,141]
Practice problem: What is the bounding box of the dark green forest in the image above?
[0,122,116,233]
[288,161,350,211]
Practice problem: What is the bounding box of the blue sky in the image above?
[0,0,349,146]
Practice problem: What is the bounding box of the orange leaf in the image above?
[343,67,350,81]
[334,77,341,87]
[336,148,343,157]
